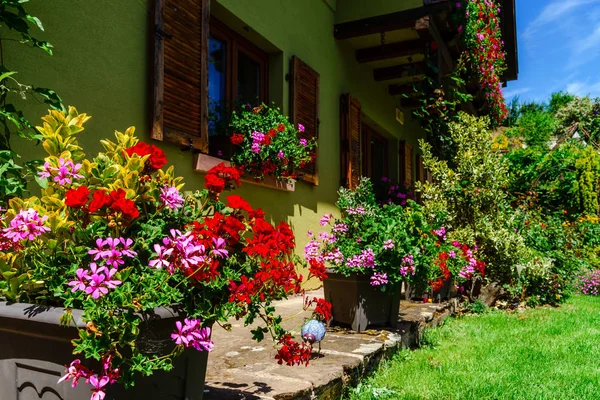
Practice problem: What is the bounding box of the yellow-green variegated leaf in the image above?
[123,171,139,190]
[102,164,120,180]
[42,139,60,156]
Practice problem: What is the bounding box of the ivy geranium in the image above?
[457,0,508,124]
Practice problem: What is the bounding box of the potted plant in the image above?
[228,103,316,182]
[304,178,444,332]
[0,107,328,400]
[428,234,486,302]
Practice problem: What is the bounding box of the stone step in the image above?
[204,289,456,400]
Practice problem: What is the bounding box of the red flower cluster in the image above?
[305,297,332,322]
[431,251,452,292]
[244,219,295,258]
[64,186,140,220]
[308,259,328,281]
[191,189,301,303]
[204,163,242,195]
[230,133,244,145]
[109,189,140,220]
[124,142,167,170]
[65,186,90,208]
[192,212,245,247]
[275,333,312,366]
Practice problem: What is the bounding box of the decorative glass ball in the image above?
[301,318,326,344]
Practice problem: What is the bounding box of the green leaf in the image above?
[25,14,43,31]
[0,70,17,82]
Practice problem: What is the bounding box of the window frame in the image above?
[361,123,389,181]
[209,18,269,111]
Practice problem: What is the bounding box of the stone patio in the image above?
[204,289,456,400]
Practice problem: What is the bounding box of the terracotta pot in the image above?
[0,302,208,400]
[323,270,401,332]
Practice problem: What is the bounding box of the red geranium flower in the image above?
[230,133,244,145]
[226,195,253,212]
[275,333,312,366]
[204,163,242,195]
[308,259,327,281]
[204,174,225,194]
[109,189,139,220]
[65,186,90,209]
[312,298,332,322]
[110,198,140,220]
[88,190,112,213]
[277,123,286,132]
[125,142,167,170]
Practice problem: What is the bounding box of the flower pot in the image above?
[0,302,209,400]
[323,270,401,332]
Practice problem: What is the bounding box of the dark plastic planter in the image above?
[0,302,208,400]
[323,270,401,332]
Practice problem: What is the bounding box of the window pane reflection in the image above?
[208,36,226,136]
[237,52,260,106]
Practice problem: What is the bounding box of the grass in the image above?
[347,296,600,400]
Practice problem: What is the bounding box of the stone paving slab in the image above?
[204,289,455,400]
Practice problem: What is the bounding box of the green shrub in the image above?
[418,112,530,283]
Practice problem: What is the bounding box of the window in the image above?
[208,18,269,153]
[152,1,267,157]
[362,124,388,184]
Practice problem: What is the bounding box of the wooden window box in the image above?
[193,154,295,192]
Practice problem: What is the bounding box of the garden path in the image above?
[204,289,455,400]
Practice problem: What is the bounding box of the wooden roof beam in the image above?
[356,39,424,63]
[333,1,452,40]
[374,61,426,81]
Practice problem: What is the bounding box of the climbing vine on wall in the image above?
[0,0,63,200]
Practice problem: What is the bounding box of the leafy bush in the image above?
[418,112,530,283]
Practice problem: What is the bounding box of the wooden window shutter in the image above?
[153,0,209,153]
[400,141,413,187]
[340,93,362,189]
[290,56,320,185]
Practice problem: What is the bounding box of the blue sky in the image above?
[502,0,600,103]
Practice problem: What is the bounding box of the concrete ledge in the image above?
[204,290,456,399]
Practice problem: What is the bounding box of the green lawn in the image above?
[347,296,600,400]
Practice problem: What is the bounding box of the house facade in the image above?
[11,0,517,283]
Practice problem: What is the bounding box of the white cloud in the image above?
[566,80,600,97]
[523,0,600,40]
[502,87,531,100]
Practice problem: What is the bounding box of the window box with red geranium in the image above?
[228,103,316,182]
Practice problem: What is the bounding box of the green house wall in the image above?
[9,0,426,285]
